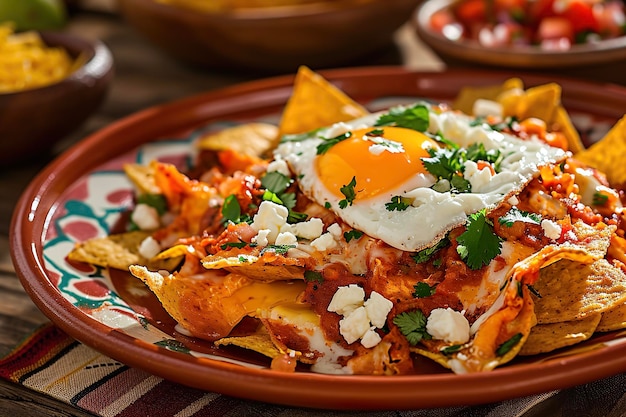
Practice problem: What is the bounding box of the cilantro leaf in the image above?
[261,171,291,195]
[412,237,449,264]
[339,176,357,209]
[456,209,502,270]
[496,333,523,356]
[220,240,248,250]
[413,282,437,298]
[498,207,542,227]
[375,104,430,132]
[385,195,411,212]
[344,229,364,242]
[259,244,295,255]
[592,191,609,206]
[466,143,503,172]
[136,193,168,215]
[222,194,242,223]
[440,344,463,355]
[316,132,352,155]
[393,310,432,346]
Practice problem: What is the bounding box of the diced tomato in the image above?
[495,0,526,20]
[528,0,557,23]
[561,0,600,34]
[430,9,456,33]
[454,0,487,24]
[536,16,574,41]
[594,2,626,37]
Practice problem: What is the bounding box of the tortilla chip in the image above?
[129,265,306,340]
[532,258,626,324]
[574,115,626,187]
[201,254,305,281]
[597,302,626,332]
[519,313,601,355]
[68,231,180,271]
[514,83,561,122]
[278,66,368,137]
[196,123,279,158]
[554,105,585,154]
[124,163,161,195]
[452,77,523,115]
[215,332,281,359]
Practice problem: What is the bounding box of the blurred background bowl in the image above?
[117,0,421,73]
[413,0,626,69]
[0,31,114,166]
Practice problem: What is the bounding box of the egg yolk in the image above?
[316,126,439,200]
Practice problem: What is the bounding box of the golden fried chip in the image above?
[597,302,626,332]
[215,332,281,359]
[201,254,305,281]
[575,115,626,187]
[452,77,523,115]
[129,265,306,340]
[515,83,561,122]
[519,314,601,355]
[554,105,585,154]
[533,258,626,324]
[196,123,279,158]
[123,163,160,195]
[278,66,368,136]
[68,231,180,271]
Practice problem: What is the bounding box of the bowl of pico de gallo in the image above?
[413,0,626,68]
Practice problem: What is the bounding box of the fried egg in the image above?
[274,103,567,252]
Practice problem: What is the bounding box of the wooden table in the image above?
[1,7,625,417]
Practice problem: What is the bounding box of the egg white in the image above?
[274,103,568,252]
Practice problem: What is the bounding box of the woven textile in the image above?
[1,323,625,417]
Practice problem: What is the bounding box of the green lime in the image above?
[0,0,67,31]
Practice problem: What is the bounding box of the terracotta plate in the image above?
[11,67,626,410]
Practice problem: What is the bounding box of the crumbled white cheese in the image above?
[250,201,290,243]
[364,291,393,329]
[541,219,562,240]
[463,160,493,192]
[327,284,365,316]
[426,308,470,344]
[327,223,343,238]
[131,203,160,231]
[328,286,392,348]
[360,328,382,349]
[339,306,371,344]
[275,231,297,246]
[138,236,161,259]
[266,158,291,177]
[507,195,520,205]
[251,229,270,247]
[311,232,337,251]
[293,217,324,240]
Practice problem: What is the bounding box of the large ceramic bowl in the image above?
[413,0,626,69]
[10,67,626,410]
[117,0,420,73]
[0,31,114,166]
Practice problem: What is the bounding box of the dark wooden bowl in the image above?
[0,32,114,166]
[117,0,421,73]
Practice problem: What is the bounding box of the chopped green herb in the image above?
[220,241,248,250]
[262,189,284,205]
[344,229,364,242]
[456,209,502,270]
[324,201,332,209]
[261,171,291,195]
[385,195,411,211]
[412,238,449,264]
[496,333,523,356]
[413,282,437,298]
[136,193,168,215]
[280,129,321,143]
[441,344,463,355]
[238,256,250,262]
[393,310,432,346]
[498,207,542,227]
[339,176,357,209]
[316,132,352,155]
[304,270,324,283]
[375,104,430,132]
[259,244,296,256]
[222,194,242,223]
[592,191,609,206]
[365,128,384,136]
